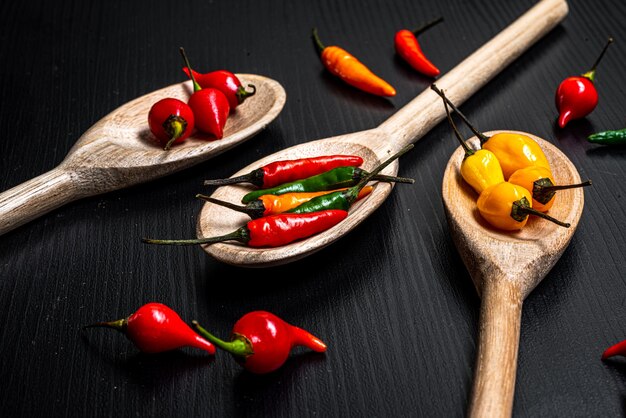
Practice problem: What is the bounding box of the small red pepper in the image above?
[182,68,256,111]
[394,17,443,78]
[203,154,364,188]
[180,47,230,138]
[602,339,626,360]
[193,311,327,374]
[83,302,215,354]
[142,209,348,248]
[555,37,614,128]
[147,98,195,150]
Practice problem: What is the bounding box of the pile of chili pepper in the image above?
[432,84,591,231]
[147,47,256,150]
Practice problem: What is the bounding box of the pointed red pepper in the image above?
[83,302,216,354]
[602,339,626,360]
[182,68,256,111]
[193,311,327,374]
[394,17,443,78]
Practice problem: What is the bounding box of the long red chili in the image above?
[204,155,364,188]
[602,339,626,360]
[394,17,443,78]
[142,209,348,248]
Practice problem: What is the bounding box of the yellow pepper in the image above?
[482,132,551,179]
[477,181,570,231]
[508,166,592,212]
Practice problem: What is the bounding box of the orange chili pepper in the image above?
[312,28,396,97]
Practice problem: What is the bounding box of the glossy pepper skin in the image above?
[143,209,348,248]
[148,98,195,150]
[394,17,442,78]
[481,132,551,180]
[194,311,327,374]
[556,38,613,128]
[83,303,215,354]
[588,128,626,145]
[182,68,256,111]
[204,155,364,188]
[602,339,626,360]
[312,28,396,97]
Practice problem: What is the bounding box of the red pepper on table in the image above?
[193,311,327,374]
[394,17,443,78]
[204,154,364,188]
[142,209,348,247]
[602,339,626,360]
[182,68,256,111]
[83,302,215,354]
[147,98,195,150]
[555,37,614,128]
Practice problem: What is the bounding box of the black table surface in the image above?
[1,0,625,416]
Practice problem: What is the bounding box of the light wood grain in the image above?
[198,0,568,267]
[0,74,286,236]
[442,133,585,417]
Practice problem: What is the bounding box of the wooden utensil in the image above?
[196,0,569,267]
[442,133,584,417]
[0,74,286,236]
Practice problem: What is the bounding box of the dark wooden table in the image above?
[1,0,625,416]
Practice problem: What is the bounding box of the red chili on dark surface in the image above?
[180,47,230,138]
[555,37,614,128]
[193,311,327,374]
[183,68,256,111]
[83,302,215,354]
[602,339,626,360]
[203,154,364,188]
[148,98,195,150]
[394,17,443,78]
[143,209,348,248]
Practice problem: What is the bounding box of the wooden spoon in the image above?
[0,74,286,235]
[196,0,569,267]
[442,132,584,417]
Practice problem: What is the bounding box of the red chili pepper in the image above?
[555,37,614,128]
[83,302,215,354]
[203,154,364,188]
[142,209,348,248]
[394,17,443,78]
[193,311,327,374]
[182,68,256,111]
[147,98,195,150]
[180,47,230,138]
[602,339,626,360]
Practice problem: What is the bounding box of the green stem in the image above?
[164,118,185,150]
[412,16,443,37]
[518,205,571,228]
[431,84,490,145]
[371,173,415,184]
[540,179,592,192]
[236,84,257,104]
[583,37,614,82]
[142,228,248,246]
[311,27,326,56]
[82,318,127,332]
[197,194,264,219]
[442,94,474,157]
[179,47,202,92]
[192,320,253,357]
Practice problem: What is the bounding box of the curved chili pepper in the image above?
[83,302,215,354]
[198,186,373,219]
[241,166,413,204]
[588,128,626,145]
[193,311,327,374]
[182,68,256,110]
[204,155,364,188]
[312,28,396,97]
[602,339,626,360]
[142,209,348,248]
[394,17,443,78]
[556,37,614,128]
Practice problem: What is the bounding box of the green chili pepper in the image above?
[240,164,414,204]
[588,128,626,145]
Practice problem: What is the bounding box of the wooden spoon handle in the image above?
[377,0,568,151]
[0,168,86,235]
[468,278,523,418]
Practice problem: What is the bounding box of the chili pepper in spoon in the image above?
[602,339,626,360]
[143,209,348,248]
[193,311,327,374]
[148,98,195,150]
[83,302,215,354]
[394,17,443,78]
[312,27,396,97]
[182,68,256,111]
[204,154,364,188]
[180,47,230,138]
[588,128,626,145]
[555,37,614,128]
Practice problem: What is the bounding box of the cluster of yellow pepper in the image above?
[433,85,591,231]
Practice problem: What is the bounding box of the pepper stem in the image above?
[82,318,128,332]
[431,84,490,145]
[204,168,264,187]
[412,16,443,37]
[539,179,592,192]
[163,115,187,150]
[179,47,202,92]
[192,320,254,357]
[311,28,326,56]
[142,227,249,246]
[197,194,264,219]
[515,201,571,228]
[583,37,614,82]
[236,84,257,104]
[442,93,474,157]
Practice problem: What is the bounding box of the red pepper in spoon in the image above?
[83,302,215,354]
[148,98,195,150]
[180,47,230,138]
[182,68,256,111]
[193,311,327,374]
[555,37,614,128]
[394,17,443,78]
